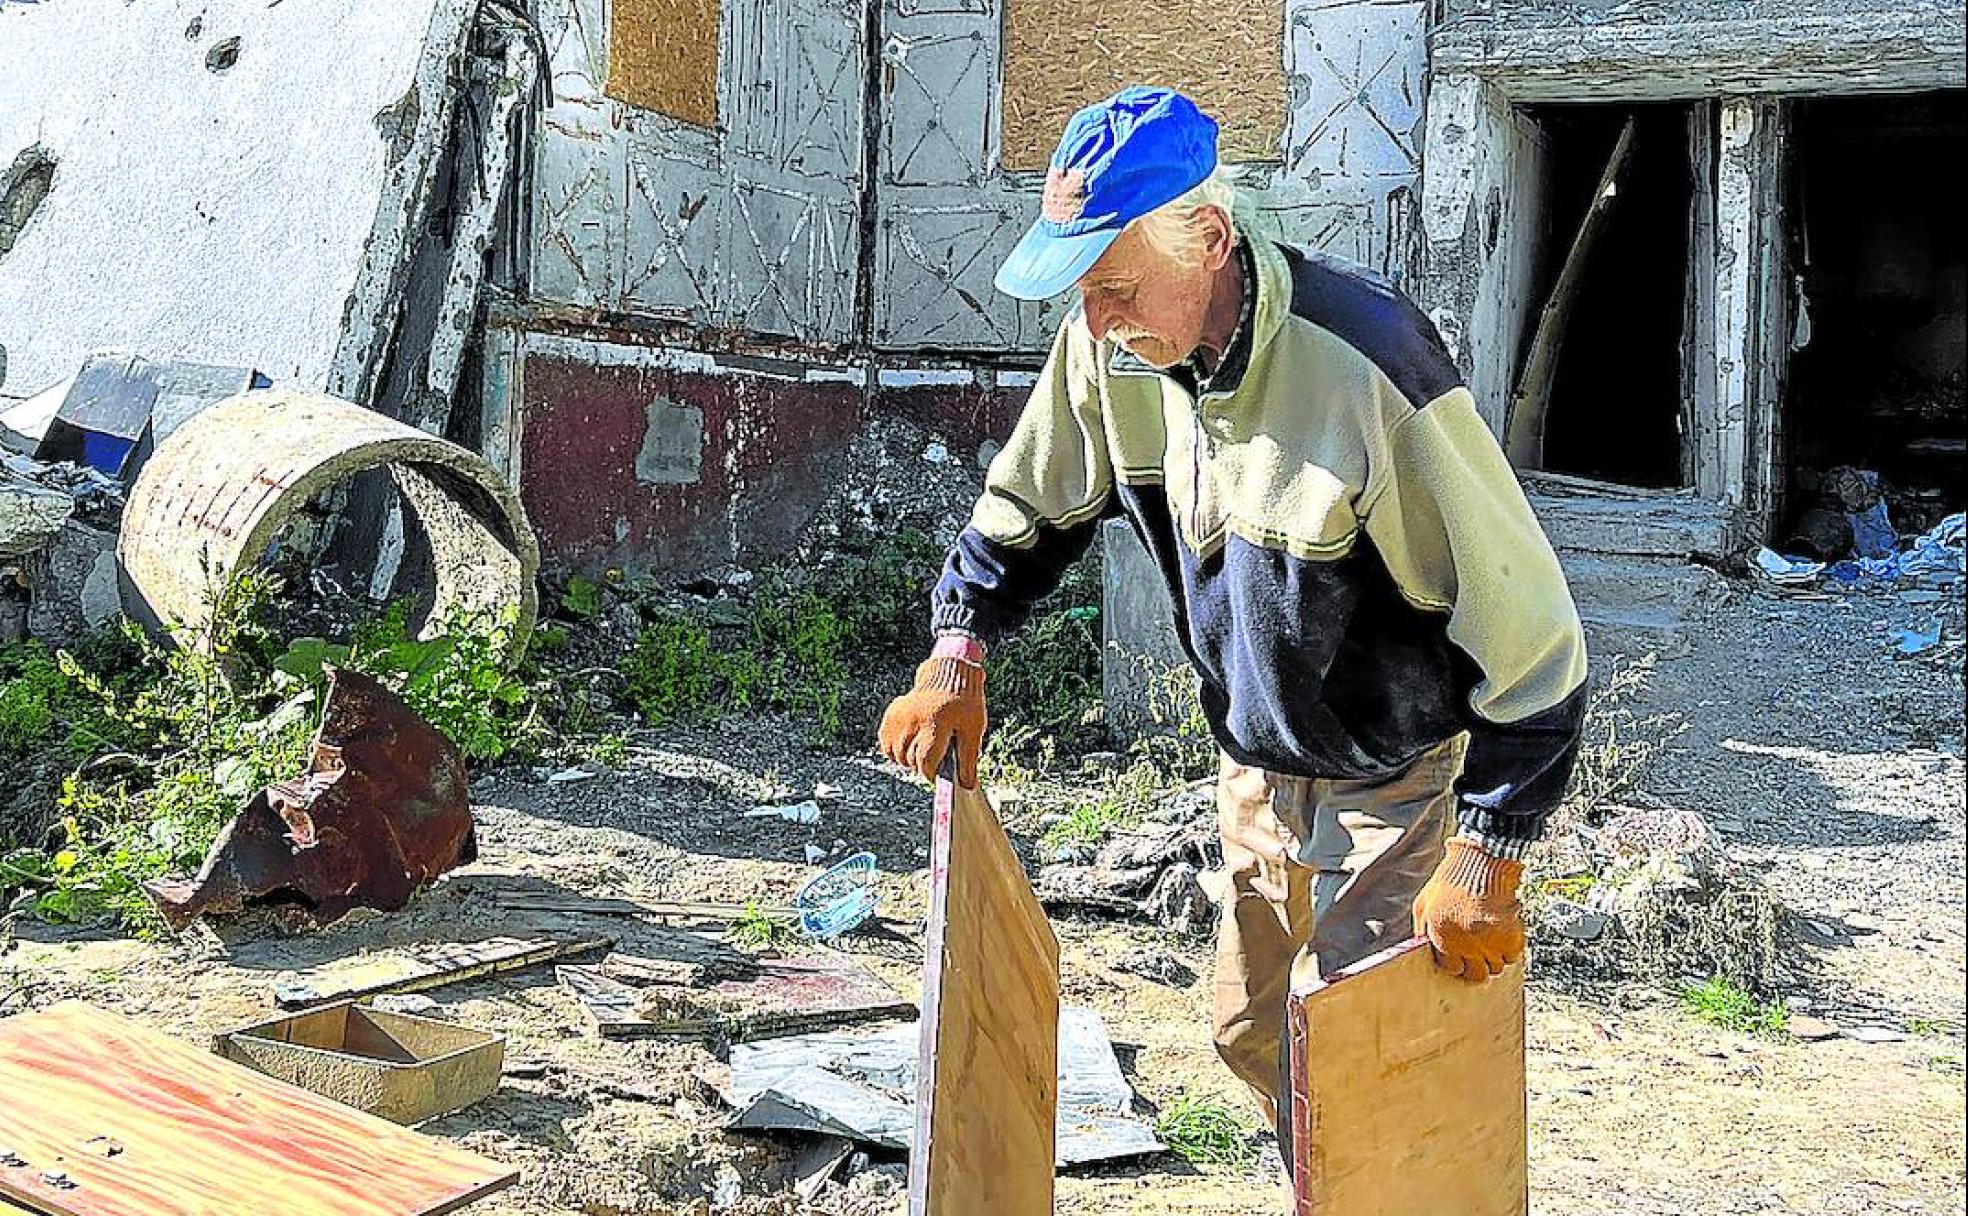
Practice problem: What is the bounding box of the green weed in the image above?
[1679,976,1790,1036]
[1538,874,1599,901]
[1153,1095,1261,1171]
[724,901,800,952]
[593,732,629,768]
[6,574,540,934]
[559,575,606,620]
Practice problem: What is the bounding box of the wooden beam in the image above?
[273,935,613,1008]
[1288,940,1527,1216]
[1506,116,1638,469]
[1433,7,1965,102]
[908,774,1060,1216]
[0,1002,516,1216]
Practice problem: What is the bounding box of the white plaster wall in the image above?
[0,0,459,399]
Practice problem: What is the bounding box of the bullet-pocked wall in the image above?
[501,0,1436,576]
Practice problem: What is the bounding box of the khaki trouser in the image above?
[1211,735,1465,1138]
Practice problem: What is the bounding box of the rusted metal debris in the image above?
[145,665,475,931]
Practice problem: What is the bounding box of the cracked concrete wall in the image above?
[0,0,475,404]
[524,0,1433,357]
[1416,74,1551,433]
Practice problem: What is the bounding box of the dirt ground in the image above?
[4,569,1963,1216]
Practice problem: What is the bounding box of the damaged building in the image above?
[1,0,1962,661]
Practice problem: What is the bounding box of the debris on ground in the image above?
[796,850,881,939]
[0,1002,517,1212]
[274,934,614,1008]
[145,665,478,931]
[33,352,267,483]
[119,389,541,659]
[726,1006,1165,1167]
[1754,510,1966,594]
[1111,947,1199,988]
[1530,805,1790,995]
[559,951,912,1041]
[1036,810,1218,934]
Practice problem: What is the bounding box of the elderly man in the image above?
[878,87,1587,1140]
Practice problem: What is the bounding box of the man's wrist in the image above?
[1454,826,1532,862]
[932,632,986,664]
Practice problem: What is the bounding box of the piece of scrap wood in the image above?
[490,892,798,921]
[1287,938,1527,1216]
[275,935,613,1008]
[908,773,1060,1216]
[560,954,913,1042]
[599,938,758,987]
[0,1001,515,1216]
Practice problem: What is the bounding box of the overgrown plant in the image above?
[1679,976,1790,1036]
[1154,1094,1261,1171]
[1559,653,1688,823]
[5,575,540,934]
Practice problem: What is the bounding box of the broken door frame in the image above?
[1415,7,1967,546]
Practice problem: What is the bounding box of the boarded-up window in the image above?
[1000,0,1285,170]
[608,0,721,128]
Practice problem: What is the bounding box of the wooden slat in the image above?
[1287,939,1527,1216]
[274,935,612,1008]
[0,1002,515,1216]
[558,955,912,1041]
[908,775,1060,1216]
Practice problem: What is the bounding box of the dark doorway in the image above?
[1515,103,1693,488]
[1783,91,1966,545]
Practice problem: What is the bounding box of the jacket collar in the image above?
[1105,236,1289,401]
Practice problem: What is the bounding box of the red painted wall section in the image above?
[874,382,1028,465]
[520,353,863,576]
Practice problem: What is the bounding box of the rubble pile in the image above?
[1529,805,1789,995]
[1033,783,1219,935]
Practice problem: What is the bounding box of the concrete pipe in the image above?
[119,389,539,654]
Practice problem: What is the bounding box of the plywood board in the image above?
[907,774,1061,1216]
[607,0,720,128]
[1001,0,1285,170]
[1286,939,1527,1216]
[0,1001,516,1216]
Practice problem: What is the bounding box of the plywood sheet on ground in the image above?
[0,1001,516,1216]
[607,0,721,127]
[1001,0,1284,169]
[907,775,1061,1216]
[1287,938,1527,1216]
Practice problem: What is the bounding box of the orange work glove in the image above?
[877,656,987,788]
[1411,839,1526,982]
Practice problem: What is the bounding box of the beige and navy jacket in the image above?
[932,238,1590,854]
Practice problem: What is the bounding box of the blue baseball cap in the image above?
[994,86,1220,300]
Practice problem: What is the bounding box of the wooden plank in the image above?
[1431,7,1965,102]
[1506,115,1638,469]
[0,1002,515,1216]
[274,935,613,1008]
[1287,939,1526,1216]
[558,954,913,1042]
[489,892,797,921]
[908,774,1060,1216]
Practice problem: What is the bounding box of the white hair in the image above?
[1128,170,1239,266]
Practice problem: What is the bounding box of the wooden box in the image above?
[216,1001,505,1125]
